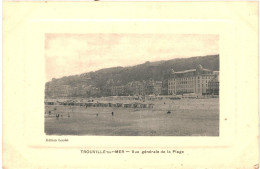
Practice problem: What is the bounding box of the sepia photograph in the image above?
[44,34,219,136]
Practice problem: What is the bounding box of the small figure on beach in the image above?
[112,112,114,116]
[167,110,171,114]
[68,113,70,118]
[49,111,51,115]
[96,113,98,116]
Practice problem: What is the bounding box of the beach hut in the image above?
[116,103,123,107]
[140,104,147,108]
[45,101,55,105]
[111,103,117,107]
[123,103,131,108]
[148,104,154,108]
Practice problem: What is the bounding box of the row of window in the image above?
[168,89,196,93]
[169,84,209,90]
[170,76,213,81]
[169,82,210,86]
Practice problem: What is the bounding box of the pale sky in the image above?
[45,34,218,82]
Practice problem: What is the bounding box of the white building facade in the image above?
[168,65,216,95]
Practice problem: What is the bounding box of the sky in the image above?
[45,34,218,82]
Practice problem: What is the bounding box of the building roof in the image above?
[170,64,213,75]
[174,69,196,74]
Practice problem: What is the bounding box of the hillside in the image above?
[45,54,219,97]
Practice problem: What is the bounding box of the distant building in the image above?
[45,83,72,97]
[111,86,125,96]
[145,79,155,95]
[130,81,145,96]
[87,86,101,97]
[161,77,169,95]
[153,81,162,95]
[109,79,163,96]
[168,65,218,95]
[213,71,219,75]
[207,75,219,95]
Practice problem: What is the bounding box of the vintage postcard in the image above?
[3,1,258,169]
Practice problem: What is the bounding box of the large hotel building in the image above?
[168,65,219,95]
